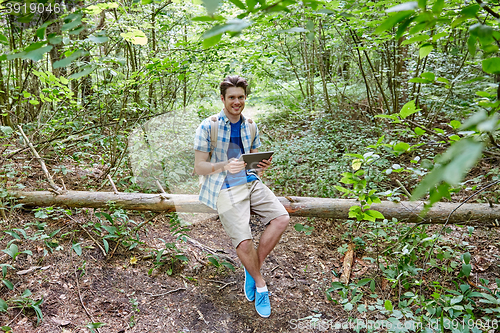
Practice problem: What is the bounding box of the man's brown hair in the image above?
[220,75,248,98]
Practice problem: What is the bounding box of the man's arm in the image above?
[194,150,246,175]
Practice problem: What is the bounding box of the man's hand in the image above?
[256,156,272,174]
[226,158,246,174]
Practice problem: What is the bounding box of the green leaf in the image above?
[2,279,13,290]
[53,49,87,69]
[86,322,106,329]
[419,44,433,58]
[375,11,414,34]
[202,33,222,48]
[414,127,426,135]
[103,239,109,253]
[357,278,372,286]
[401,34,429,45]
[203,19,251,39]
[62,14,82,31]
[246,0,257,10]
[408,78,431,83]
[192,15,225,21]
[228,0,246,9]
[2,244,18,259]
[208,256,219,266]
[421,72,435,81]
[450,120,461,129]
[461,263,471,277]
[399,100,417,119]
[482,57,500,74]
[386,2,418,12]
[441,140,483,185]
[432,0,444,14]
[467,35,477,57]
[418,0,426,10]
[0,33,7,45]
[384,300,393,311]
[72,243,82,256]
[461,4,480,18]
[463,252,471,264]
[8,45,53,62]
[364,210,385,221]
[461,110,488,130]
[450,295,463,305]
[202,0,220,15]
[0,298,7,312]
[120,29,148,45]
[393,142,410,152]
[69,66,95,80]
[412,139,484,200]
[88,35,109,43]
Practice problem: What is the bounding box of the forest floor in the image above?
[2,202,500,333]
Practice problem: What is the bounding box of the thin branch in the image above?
[17,125,62,193]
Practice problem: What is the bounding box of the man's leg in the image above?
[236,239,266,287]
[256,214,289,267]
[236,214,289,288]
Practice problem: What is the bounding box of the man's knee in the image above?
[271,214,290,231]
[237,239,253,252]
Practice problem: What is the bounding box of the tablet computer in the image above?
[238,151,274,170]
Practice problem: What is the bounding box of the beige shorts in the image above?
[216,180,289,248]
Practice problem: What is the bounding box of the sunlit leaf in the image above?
[399,100,418,119]
[202,0,220,15]
[202,33,222,48]
[419,44,433,58]
[53,49,88,69]
[432,0,444,14]
[386,2,418,12]
[482,57,500,74]
[375,11,414,34]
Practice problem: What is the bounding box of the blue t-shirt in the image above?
[223,119,258,189]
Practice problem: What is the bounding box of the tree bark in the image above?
[7,191,500,227]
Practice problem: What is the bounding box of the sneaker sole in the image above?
[256,309,271,318]
[244,268,255,302]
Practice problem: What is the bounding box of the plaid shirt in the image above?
[194,110,261,210]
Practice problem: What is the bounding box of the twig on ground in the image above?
[107,174,119,194]
[186,237,238,266]
[205,279,236,291]
[17,125,62,193]
[6,308,25,327]
[144,287,186,297]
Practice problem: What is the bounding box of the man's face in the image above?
[221,87,246,118]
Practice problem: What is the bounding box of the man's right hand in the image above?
[225,158,246,174]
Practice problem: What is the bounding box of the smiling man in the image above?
[193,75,290,318]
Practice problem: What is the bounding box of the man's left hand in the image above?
[256,156,272,174]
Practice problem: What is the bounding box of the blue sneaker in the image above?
[255,290,271,318]
[244,267,256,302]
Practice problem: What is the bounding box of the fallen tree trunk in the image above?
[8,190,500,227]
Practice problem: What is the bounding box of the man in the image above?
[193,75,290,318]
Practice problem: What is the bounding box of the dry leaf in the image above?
[52,317,71,326]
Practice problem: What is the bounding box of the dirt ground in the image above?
[2,204,500,333]
[0,208,347,333]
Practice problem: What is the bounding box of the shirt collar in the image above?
[219,109,247,124]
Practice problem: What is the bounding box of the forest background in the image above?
[1,0,500,332]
